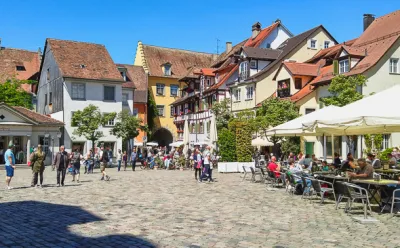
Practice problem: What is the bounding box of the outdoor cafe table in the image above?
[375,169,400,174]
[352,179,400,210]
[316,174,349,183]
[313,171,335,175]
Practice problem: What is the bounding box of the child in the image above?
[322,160,329,171]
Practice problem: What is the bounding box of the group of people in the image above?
[191,146,213,182]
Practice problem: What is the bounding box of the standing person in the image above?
[122,151,128,171]
[194,149,202,182]
[70,148,82,183]
[131,148,137,171]
[84,149,93,174]
[200,146,211,182]
[53,146,69,187]
[333,152,342,169]
[253,148,261,168]
[117,149,122,172]
[100,147,110,181]
[108,147,113,168]
[30,145,46,188]
[4,143,16,190]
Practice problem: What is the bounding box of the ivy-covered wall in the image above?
[235,123,253,162]
[218,128,236,162]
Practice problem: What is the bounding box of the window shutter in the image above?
[333,60,339,75]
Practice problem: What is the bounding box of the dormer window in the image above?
[339,59,349,74]
[240,61,249,81]
[163,63,171,76]
[309,39,317,49]
[120,71,127,81]
[16,65,26,71]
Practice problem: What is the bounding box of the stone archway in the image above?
[152,128,173,147]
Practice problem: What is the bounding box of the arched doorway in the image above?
[152,128,173,148]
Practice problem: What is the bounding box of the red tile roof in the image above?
[47,39,123,81]
[283,62,319,76]
[309,65,334,85]
[244,22,280,47]
[340,45,365,57]
[0,48,40,93]
[306,38,358,63]
[11,106,64,125]
[116,64,148,103]
[141,44,215,78]
[204,64,238,94]
[290,85,314,102]
[200,68,215,77]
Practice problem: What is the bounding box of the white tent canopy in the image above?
[146,142,158,146]
[303,85,400,135]
[170,141,183,147]
[251,137,275,146]
[266,105,341,136]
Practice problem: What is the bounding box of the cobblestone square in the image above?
[0,167,399,248]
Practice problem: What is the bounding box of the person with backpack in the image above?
[100,146,110,181]
[200,146,212,182]
[195,149,202,182]
[70,148,82,183]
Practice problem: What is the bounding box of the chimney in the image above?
[226,42,232,53]
[252,22,262,39]
[363,14,375,31]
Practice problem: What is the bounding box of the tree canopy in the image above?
[320,74,366,107]
[0,78,34,109]
[110,110,147,141]
[210,98,232,130]
[71,104,116,150]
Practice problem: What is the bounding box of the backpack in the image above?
[101,150,109,163]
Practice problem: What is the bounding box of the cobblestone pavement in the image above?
[0,167,399,248]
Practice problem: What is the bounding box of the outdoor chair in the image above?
[250,167,262,183]
[301,176,312,199]
[267,171,282,188]
[390,188,400,214]
[241,166,248,182]
[340,182,372,219]
[286,173,297,195]
[259,167,267,184]
[309,179,336,205]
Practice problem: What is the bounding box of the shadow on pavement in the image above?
[1,201,156,248]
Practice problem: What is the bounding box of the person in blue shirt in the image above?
[131,147,137,171]
[4,144,16,190]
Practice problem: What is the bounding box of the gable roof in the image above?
[242,47,282,60]
[244,22,280,47]
[290,85,315,103]
[306,38,358,63]
[211,39,247,68]
[249,25,337,80]
[0,102,64,125]
[46,39,123,81]
[204,64,238,93]
[0,48,40,93]
[140,44,215,78]
[116,64,148,103]
[283,62,320,77]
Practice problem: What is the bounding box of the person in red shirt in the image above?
[267,156,281,178]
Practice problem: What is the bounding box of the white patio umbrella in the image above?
[183,119,190,155]
[303,85,400,135]
[146,142,158,147]
[251,137,274,146]
[266,105,341,136]
[169,141,184,147]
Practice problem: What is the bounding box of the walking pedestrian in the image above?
[30,144,46,188]
[100,147,110,181]
[84,149,93,174]
[4,143,16,190]
[53,146,69,187]
[195,149,202,182]
[131,148,137,171]
[70,148,82,183]
[200,146,212,182]
[123,151,128,171]
[117,149,122,171]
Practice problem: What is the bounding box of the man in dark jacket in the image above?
[53,146,69,187]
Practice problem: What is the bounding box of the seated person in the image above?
[302,154,312,169]
[268,156,286,185]
[289,161,302,174]
[367,153,381,169]
[348,158,374,179]
[333,152,342,169]
[321,161,329,171]
[340,153,357,171]
[388,153,397,167]
[164,156,171,170]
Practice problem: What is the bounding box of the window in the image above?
[190,123,195,133]
[240,61,249,80]
[389,58,399,74]
[71,83,85,100]
[310,39,317,49]
[234,89,241,101]
[206,79,211,87]
[170,84,179,96]
[246,86,254,100]
[324,41,330,49]
[39,136,49,154]
[49,92,52,104]
[157,105,165,117]
[44,94,48,106]
[382,134,390,150]
[133,108,138,117]
[250,60,257,69]
[122,93,129,106]
[277,79,290,98]
[16,65,26,71]
[170,106,175,117]
[199,122,204,133]
[339,59,349,74]
[46,68,50,82]
[120,71,127,81]
[104,113,115,126]
[305,108,315,115]
[104,86,115,101]
[164,64,171,76]
[207,121,211,134]
[294,78,302,89]
[156,83,165,95]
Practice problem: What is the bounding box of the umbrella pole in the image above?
[323,135,327,161]
[331,134,334,162]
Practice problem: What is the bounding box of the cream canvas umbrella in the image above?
[209,114,218,146]
[251,137,274,146]
[183,118,190,155]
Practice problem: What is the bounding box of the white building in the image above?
[37,38,131,157]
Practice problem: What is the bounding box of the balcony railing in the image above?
[277,88,291,98]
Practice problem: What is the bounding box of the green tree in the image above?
[217,128,236,162]
[210,98,232,130]
[320,74,366,107]
[147,93,159,139]
[71,104,116,152]
[0,78,35,109]
[280,137,301,159]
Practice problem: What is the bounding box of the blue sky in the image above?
[1,0,399,64]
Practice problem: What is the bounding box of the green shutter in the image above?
[333,60,338,75]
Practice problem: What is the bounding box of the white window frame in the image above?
[206,78,211,87]
[324,41,330,49]
[382,134,390,150]
[103,85,116,101]
[164,64,171,76]
[71,83,85,100]
[122,93,129,106]
[246,86,254,100]
[240,61,249,80]
[170,84,179,97]
[389,58,399,74]
[309,39,317,49]
[157,105,165,117]
[156,83,165,96]
[103,112,115,126]
[250,60,257,69]
[339,59,350,74]
[234,89,241,102]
